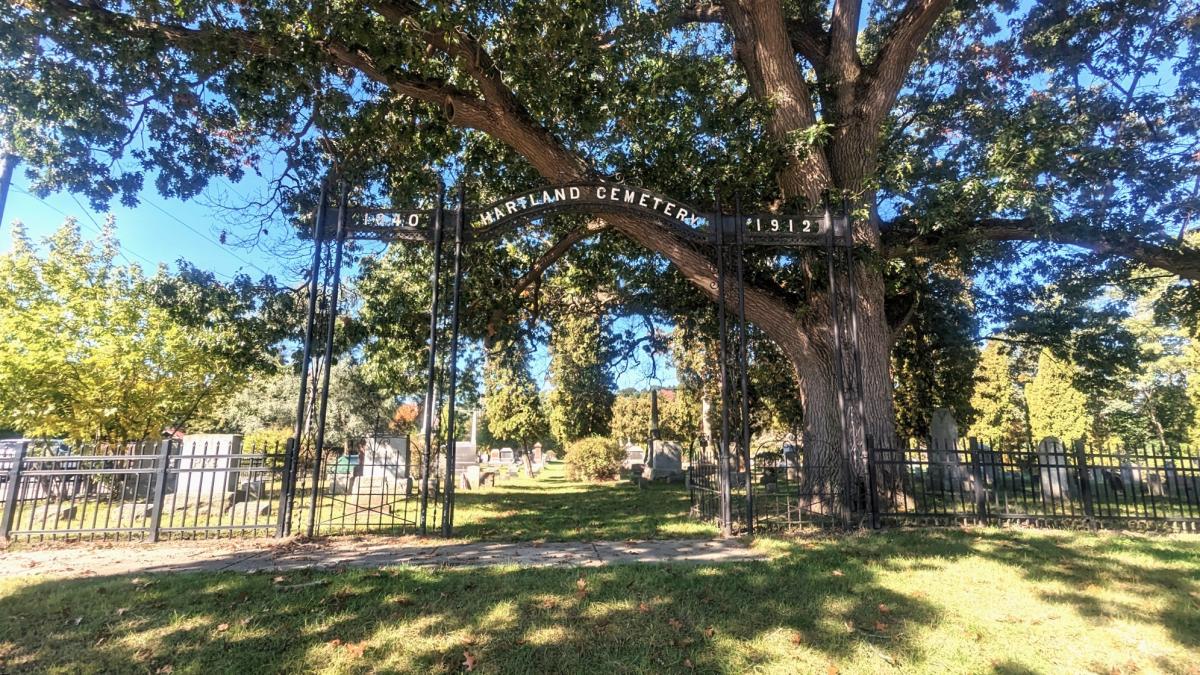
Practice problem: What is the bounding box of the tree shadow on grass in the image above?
[852,527,1200,655]
[0,543,938,674]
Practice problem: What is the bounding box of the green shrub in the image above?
[564,436,623,481]
[242,427,293,452]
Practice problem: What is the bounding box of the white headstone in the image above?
[358,436,411,494]
[622,444,645,470]
[176,434,244,504]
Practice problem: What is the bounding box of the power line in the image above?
[140,197,274,277]
[11,185,240,281]
[14,185,157,268]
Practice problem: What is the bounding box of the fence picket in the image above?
[1,441,28,541]
[148,440,172,542]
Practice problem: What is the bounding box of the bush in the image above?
[242,427,293,452]
[564,436,623,481]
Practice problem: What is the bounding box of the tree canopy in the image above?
[0,220,284,440]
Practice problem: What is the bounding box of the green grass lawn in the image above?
[447,463,716,541]
[2,528,1197,674]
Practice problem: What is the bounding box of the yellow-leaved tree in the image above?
[1025,349,1091,444]
[0,220,276,441]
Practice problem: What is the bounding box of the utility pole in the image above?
[0,153,18,225]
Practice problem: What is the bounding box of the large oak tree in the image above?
[3,0,1198,493]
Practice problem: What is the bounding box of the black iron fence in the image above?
[746,438,850,531]
[689,438,850,533]
[866,437,1200,530]
[0,435,442,543]
[688,436,1200,533]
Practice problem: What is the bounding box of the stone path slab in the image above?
[1,536,765,579]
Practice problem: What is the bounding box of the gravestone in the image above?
[642,441,684,481]
[622,444,645,472]
[454,448,480,487]
[1164,459,1182,499]
[1146,470,1165,497]
[968,438,1000,487]
[1119,456,1137,491]
[438,446,481,487]
[176,434,245,506]
[358,436,411,494]
[1036,437,1073,502]
[329,450,361,496]
[531,442,544,470]
[497,447,515,465]
[928,408,964,491]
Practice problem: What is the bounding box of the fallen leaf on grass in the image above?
[826,664,839,675]
[831,570,844,577]
[216,623,229,633]
[155,666,174,674]
[328,639,342,647]
[672,637,695,648]
[877,603,891,614]
[683,658,694,669]
[115,607,128,617]
[668,618,684,630]
[703,627,715,638]
[789,631,804,646]
[874,621,888,632]
[344,642,366,659]
[463,650,477,671]
[637,602,651,613]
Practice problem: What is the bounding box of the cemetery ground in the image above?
[0,528,1197,674]
[1,466,1198,673]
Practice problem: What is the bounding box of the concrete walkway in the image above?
[1,536,766,579]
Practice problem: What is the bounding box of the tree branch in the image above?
[862,0,953,115]
[786,17,830,72]
[513,220,608,296]
[722,0,832,204]
[596,3,724,49]
[829,0,864,79]
[887,217,1200,281]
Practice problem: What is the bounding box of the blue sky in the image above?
[1,170,676,391]
[2,172,301,283]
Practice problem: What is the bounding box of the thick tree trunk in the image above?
[522,441,535,478]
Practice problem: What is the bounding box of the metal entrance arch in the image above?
[282,176,862,537]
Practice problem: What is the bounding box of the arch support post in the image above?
[418,183,447,535]
[440,177,468,537]
[283,177,330,537]
[306,182,348,539]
